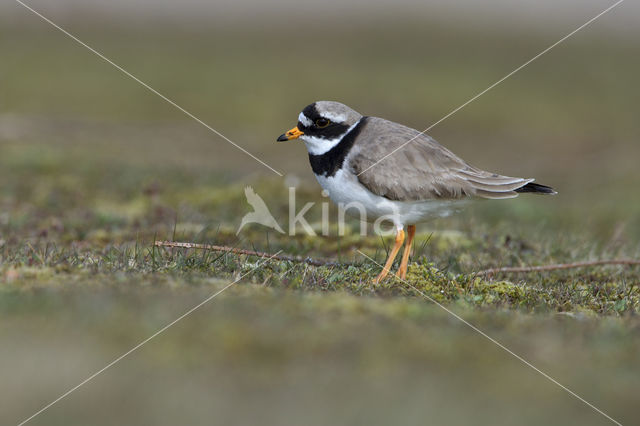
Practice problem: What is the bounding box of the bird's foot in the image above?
[395,265,407,280]
[373,268,391,284]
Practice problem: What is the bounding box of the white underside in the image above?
[316,169,467,228]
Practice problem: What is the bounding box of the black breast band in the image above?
[308,117,369,177]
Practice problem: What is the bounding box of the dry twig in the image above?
[153,240,340,266]
[477,259,640,277]
[155,241,640,276]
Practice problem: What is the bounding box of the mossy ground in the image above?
[2,165,638,315]
[1,19,639,426]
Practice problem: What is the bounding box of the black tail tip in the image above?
[515,182,557,195]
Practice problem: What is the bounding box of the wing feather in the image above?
[348,117,532,201]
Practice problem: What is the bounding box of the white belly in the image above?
[315,169,466,227]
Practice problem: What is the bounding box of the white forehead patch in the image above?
[298,112,313,127]
[301,121,359,156]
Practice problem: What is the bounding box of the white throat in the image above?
[301,121,359,156]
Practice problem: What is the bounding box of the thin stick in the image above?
[477,259,640,277]
[154,240,339,266]
[155,241,640,275]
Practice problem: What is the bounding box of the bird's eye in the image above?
[315,118,330,128]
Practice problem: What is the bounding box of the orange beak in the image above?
[277,126,304,142]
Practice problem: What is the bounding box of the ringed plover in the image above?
[277,101,556,282]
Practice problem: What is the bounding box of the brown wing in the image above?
[348,117,533,201]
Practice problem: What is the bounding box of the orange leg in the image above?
[374,228,405,283]
[397,225,416,279]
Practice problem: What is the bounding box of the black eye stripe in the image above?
[303,122,351,139]
[297,119,310,132]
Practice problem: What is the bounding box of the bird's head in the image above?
[277,101,363,155]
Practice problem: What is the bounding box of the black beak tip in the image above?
[277,134,289,142]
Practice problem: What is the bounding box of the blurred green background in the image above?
[1,1,639,425]
[3,2,640,238]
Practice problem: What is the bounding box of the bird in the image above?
[237,186,285,235]
[277,101,556,283]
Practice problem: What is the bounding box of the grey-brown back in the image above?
[347,117,547,201]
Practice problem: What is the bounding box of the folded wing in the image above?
[348,117,539,201]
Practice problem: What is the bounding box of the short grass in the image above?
[1,147,638,315]
[1,18,640,426]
